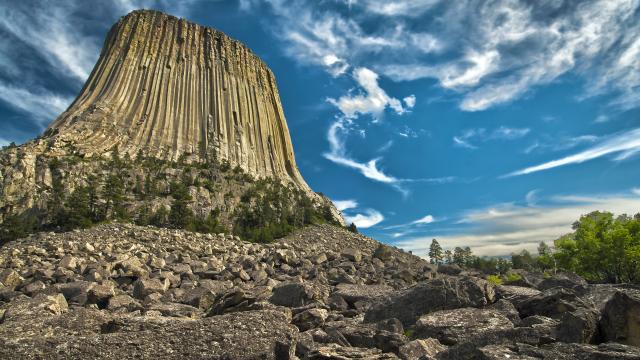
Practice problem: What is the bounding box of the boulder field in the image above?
[1,223,640,359]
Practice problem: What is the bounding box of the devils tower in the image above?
[0,9,343,238]
[49,9,307,189]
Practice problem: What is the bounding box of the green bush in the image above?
[486,275,503,285]
[505,273,522,283]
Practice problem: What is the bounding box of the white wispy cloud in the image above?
[328,67,408,119]
[246,1,640,112]
[258,0,444,77]
[453,126,530,150]
[384,213,441,231]
[322,67,416,193]
[377,140,394,153]
[343,208,384,228]
[396,189,640,257]
[324,120,399,184]
[507,128,640,177]
[0,84,72,126]
[413,214,435,224]
[403,95,416,108]
[0,2,99,81]
[525,189,540,206]
[333,199,358,211]
[453,135,477,150]
[359,0,441,17]
[114,0,196,16]
[524,135,600,155]
[492,126,530,140]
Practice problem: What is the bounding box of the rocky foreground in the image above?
[1,224,640,359]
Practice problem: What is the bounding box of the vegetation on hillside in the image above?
[428,210,640,284]
[0,148,340,245]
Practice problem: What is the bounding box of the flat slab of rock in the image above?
[364,277,495,326]
[415,307,514,345]
[305,343,399,359]
[333,283,394,305]
[517,342,640,359]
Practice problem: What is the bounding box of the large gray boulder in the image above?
[517,342,640,359]
[364,276,495,326]
[537,272,588,291]
[600,290,640,346]
[398,338,446,360]
[270,282,328,308]
[333,283,394,310]
[304,344,399,359]
[322,320,407,353]
[415,307,514,346]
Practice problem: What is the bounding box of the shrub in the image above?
[505,273,523,283]
[486,275,503,285]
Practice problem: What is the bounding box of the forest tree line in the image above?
[428,210,640,284]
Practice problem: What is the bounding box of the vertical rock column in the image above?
[48,10,309,190]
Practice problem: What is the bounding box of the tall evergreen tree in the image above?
[453,247,465,266]
[444,249,453,264]
[168,182,194,229]
[65,186,93,229]
[428,239,444,264]
[103,172,126,219]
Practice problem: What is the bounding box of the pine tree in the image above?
[453,247,465,266]
[463,247,473,266]
[48,159,66,227]
[135,203,152,226]
[103,172,126,219]
[0,212,38,243]
[347,222,358,233]
[65,186,93,229]
[151,206,169,227]
[86,175,102,222]
[428,239,444,264]
[444,249,453,264]
[168,182,194,229]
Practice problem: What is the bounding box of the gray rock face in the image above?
[304,344,400,359]
[537,272,589,291]
[415,307,514,346]
[270,282,327,307]
[398,338,446,360]
[516,342,640,359]
[600,290,640,346]
[364,276,496,326]
[0,309,297,360]
[333,283,394,309]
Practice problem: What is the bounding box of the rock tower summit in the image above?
[48,9,308,189]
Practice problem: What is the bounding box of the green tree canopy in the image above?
[553,211,640,283]
[429,239,444,265]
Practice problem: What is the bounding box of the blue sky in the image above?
[2,0,640,256]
